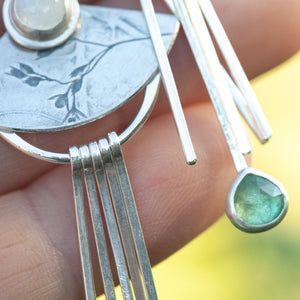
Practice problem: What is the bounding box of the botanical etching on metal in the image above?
[0,5,178,132]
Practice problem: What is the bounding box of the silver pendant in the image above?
[0,4,177,132]
[0,0,290,298]
[0,1,181,299]
[162,0,288,233]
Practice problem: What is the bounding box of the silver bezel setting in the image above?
[2,0,80,50]
[226,167,289,233]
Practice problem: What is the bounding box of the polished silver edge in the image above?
[89,141,133,300]
[79,145,116,300]
[69,146,96,300]
[11,0,69,39]
[108,132,158,300]
[171,0,248,171]
[0,74,161,163]
[140,0,197,165]
[3,0,80,50]
[99,138,137,300]
[119,74,160,144]
[226,167,289,233]
[197,0,273,143]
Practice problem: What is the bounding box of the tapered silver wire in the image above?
[171,0,247,172]
[69,146,96,300]
[119,74,161,145]
[198,0,272,143]
[89,142,134,300]
[140,0,197,165]
[79,145,116,300]
[99,138,146,300]
[181,0,251,155]
[221,67,257,135]
[108,132,158,300]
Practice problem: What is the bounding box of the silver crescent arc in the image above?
[0,74,161,164]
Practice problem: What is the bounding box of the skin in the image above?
[0,0,299,298]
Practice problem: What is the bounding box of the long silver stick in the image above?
[198,0,272,143]
[79,145,116,300]
[165,0,263,146]
[140,0,197,165]
[221,67,257,135]
[171,0,248,171]
[89,142,134,300]
[183,0,251,155]
[70,146,96,300]
[108,132,158,300]
[99,139,146,300]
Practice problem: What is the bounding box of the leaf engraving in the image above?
[8,67,26,79]
[19,63,34,74]
[24,77,43,87]
[4,11,174,126]
[49,93,69,108]
[71,79,83,95]
[70,65,87,78]
[36,47,60,59]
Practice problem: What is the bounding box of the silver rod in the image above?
[89,142,134,300]
[172,0,247,172]
[69,146,96,300]
[0,131,70,164]
[0,74,160,165]
[99,139,146,300]
[79,145,116,300]
[108,132,158,300]
[198,0,272,143]
[119,74,160,145]
[140,0,197,165]
[221,67,257,136]
[182,0,251,155]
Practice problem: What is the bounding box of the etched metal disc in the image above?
[0,5,179,132]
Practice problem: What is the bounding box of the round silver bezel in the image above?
[2,0,80,50]
[226,167,289,233]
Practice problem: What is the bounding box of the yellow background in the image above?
[152,52,300,299]
[101,52,300,299]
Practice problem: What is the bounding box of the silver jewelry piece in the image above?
[3,0,80,50]
[0,0,289,298]
[0,3,182,298]
[164,0,288,233]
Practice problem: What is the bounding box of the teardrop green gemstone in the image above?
[234,174,285,225]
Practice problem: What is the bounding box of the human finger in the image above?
[0,0,298,193]
[0,102,238,299]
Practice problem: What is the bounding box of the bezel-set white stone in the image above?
[3,0,80,50]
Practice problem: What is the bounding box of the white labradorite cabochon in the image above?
[0,5,179,131]
[3,0,80,48]
[13,0,67,31]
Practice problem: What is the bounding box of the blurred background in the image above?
[100,52,300,299]
[151,51,300,299]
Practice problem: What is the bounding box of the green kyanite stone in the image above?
[234,174,285,225]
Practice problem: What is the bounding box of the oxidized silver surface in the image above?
[0,5,178,132]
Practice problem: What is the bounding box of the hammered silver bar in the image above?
[171,0,248,172]
[89,142,133,300]
[79,145,116,300]
[140,0,197,165]
[0,74,161,164]
[221,67,257,136]
[108,132,158,300]
[70,146,96,300]
[99,138,146,300]
[179,0,251,155]
[198,0,272,143]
